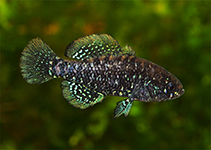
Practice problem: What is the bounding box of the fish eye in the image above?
[168,83,175,91]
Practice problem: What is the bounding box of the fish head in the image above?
[162,73,185,100]
[134,59,185,102]
[147,68,185,102]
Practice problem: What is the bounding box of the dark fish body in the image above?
[20,34,184,118]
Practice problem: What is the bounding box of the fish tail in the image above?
[20,38,57,84]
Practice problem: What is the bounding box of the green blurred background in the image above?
[1,0,210,149]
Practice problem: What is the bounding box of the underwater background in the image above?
[1,1,210,149]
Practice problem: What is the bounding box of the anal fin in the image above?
[61,80,105,109]
[113,98,134,119]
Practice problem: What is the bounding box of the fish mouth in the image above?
[180,88,185,96]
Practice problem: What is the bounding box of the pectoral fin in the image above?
[113,98,134,119]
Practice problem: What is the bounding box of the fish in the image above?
[20,34,185,118]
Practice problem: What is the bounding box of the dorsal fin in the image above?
[65,34,135,60]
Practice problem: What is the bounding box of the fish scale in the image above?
[72,56,136,96]
[20,34,185,118]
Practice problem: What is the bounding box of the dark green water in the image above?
[1,1,210,149]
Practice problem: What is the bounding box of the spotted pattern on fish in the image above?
[20,34,185,118]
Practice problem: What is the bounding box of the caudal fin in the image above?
[20,38,57,84]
